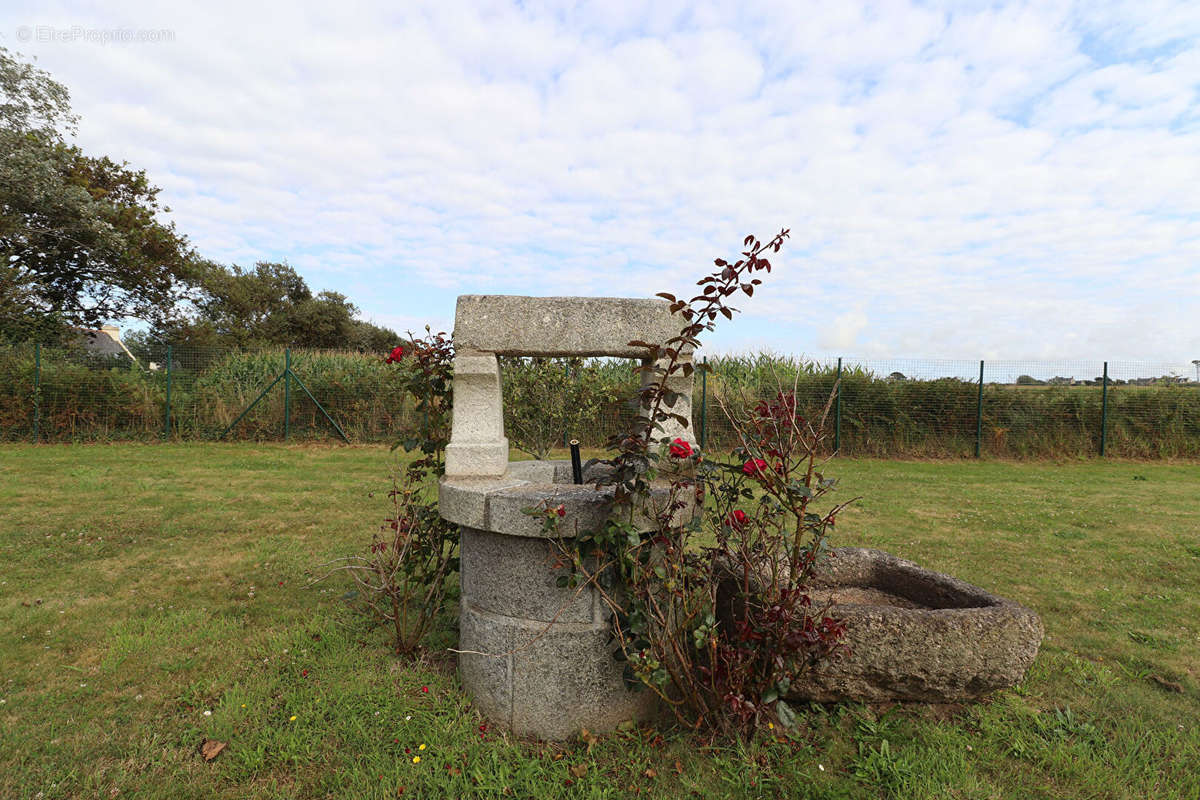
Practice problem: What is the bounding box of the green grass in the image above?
[1,444,1198,799]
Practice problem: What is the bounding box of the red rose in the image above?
[726,509,748,530]
[555,504,566,518]
[742,458,768,477]
[668,438,693,459]
[384,345,406,364]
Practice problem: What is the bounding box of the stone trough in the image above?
[786,547,1043,703]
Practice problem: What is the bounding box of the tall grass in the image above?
[696,355,1200,458]
[1,345,1196,458]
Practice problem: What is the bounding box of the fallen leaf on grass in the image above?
[672,760,683,775]
[569,764,588,779]
[643,768,657,779]
[579,727,600,754]
[200,739,227,761]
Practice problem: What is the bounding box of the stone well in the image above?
[786,548,1043,703]
[439,295,694,740]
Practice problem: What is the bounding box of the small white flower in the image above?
[818,764,825,772]
[405,715,412,721]
[203,710,212,717]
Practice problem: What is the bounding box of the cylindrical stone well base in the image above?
[457,526,654,740]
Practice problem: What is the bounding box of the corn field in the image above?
[1,343,1197,459]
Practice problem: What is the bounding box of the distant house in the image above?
[74,324,139,365]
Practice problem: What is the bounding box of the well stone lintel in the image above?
[453,295,682,358]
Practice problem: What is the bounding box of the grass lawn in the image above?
[1,443,1197,799]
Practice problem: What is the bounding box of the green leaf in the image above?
[776,700,798,729]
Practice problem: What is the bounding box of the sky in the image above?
[3,0,1199,370]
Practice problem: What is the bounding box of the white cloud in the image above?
[3,0,1198,363]
[819,307,869,351]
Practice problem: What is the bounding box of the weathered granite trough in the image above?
[786,547,1043,703]
[440,295,694,740]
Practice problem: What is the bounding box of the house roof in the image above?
[73,326,137,361]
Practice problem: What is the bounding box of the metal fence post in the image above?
[563,361,570,449]
[33,342,41,443]
[1100,361,1109,457]
[699,356,708,450]
[284,348,292,440]
[975,360,985,458]
[164,344,172,440]
[834,357,842,453]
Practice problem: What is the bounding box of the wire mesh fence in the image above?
[1,342,1197,458]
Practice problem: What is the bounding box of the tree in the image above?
[347,317,402,353]
[1,48,203,341]
[156,261,400,351]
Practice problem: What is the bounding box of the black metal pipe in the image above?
[569,439,583,484]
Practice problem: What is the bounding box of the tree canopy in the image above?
[1,47,203,342]
[153,261,400,351]
[1,48,399,351]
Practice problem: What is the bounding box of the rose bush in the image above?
[545,230,851,735]
[324,327,458,657]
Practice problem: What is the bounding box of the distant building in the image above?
[74,325,139,365]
